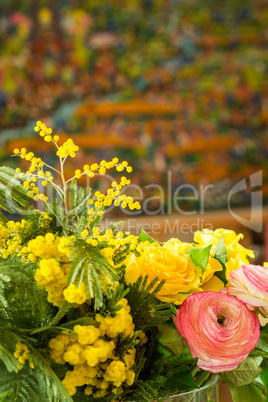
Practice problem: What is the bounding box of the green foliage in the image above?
[213,235,228,265]
[138,228,158,244]
[136,347,198,398]
[157,324,186,356]
[213,235,228,285]
[112,244,131,272]
[220,357,263,387]
[101,283,129,317]
[0,328,72,401]
[125,275,174,331]
[67,185,91,231]
[0,166,31,222]
[116,331,141,362]
[0,361,48,402]
[19,210,59,246]
[163,366,197,391]
[260,358,268,400]
[0,257,54,329]
[0,329,20,373]
[250,339,268,358]
[27,344,73,402]
[229,382,265,402]
[186,245,212,273]
[124,380,159,402]
[68,240,119,310]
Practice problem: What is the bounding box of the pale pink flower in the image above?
[173,291,260,373]
[226,264,268,317]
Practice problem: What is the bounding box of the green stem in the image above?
[30,301,71,335]
[59,157,69,233]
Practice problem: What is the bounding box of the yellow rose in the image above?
[125,243,202,304]
[194,229,255,279]
[164,238,223,291]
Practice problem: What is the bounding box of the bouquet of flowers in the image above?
[0,121,267,402]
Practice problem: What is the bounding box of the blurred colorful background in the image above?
[0,0,267,216]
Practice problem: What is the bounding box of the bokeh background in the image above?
[0,0,267,254]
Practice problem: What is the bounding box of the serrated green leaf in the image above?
[220,357,263,387]
[138,228,158,244]
[186,245,212,272]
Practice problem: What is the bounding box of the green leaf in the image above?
[250,339,268,358]
[126,276,173,331]
[157,324,186,356]
[229,383,265,402]
[0,362,47,402]
[0,211,8,224]
[186,245,212,273]
[138,228,158,244]
[261,358,268,400]
[220,357,263,387]
[163,366,196,391]
[260,329,268,347]
[69,179,77,210]
[213,235,228,265]
[68,256,86,285]
[0,167,32,214]
[0,339,19,373]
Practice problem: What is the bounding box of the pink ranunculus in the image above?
[226,264,268,317]
[173,291,260,373]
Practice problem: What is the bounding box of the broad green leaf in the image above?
[138,228,158,244]
[186,245,212,273]
[157,324,186,356]
[164,366,196,391]
[260,327,268,345]
[220,357,263,387]
[212,235,228,285]
[250,339,268,358]
[213,235,228,265]
[213,267,228,286]
[230,383,265,402]
[261,358,268,400]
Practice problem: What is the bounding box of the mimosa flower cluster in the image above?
[49,299,136,398]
